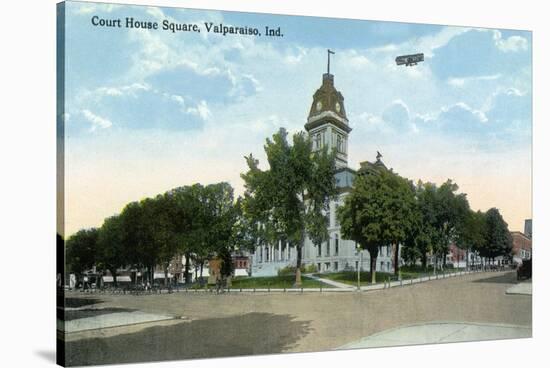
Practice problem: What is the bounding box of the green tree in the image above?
[425,180,470,269]
[411,181,442,269]
[97,215,127,286]
[338,170,416,282]
[145,195,180,286]
[483,208,513,264]
[167,185,202,283]
[66,228,99,279]
[167,182,239,284]
[241,128,337,286]
[456,210,488,268]
[201,182,240,279]
[118,200,158,285]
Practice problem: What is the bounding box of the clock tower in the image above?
[305,50,352,168]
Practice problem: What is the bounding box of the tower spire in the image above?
[327,49,335,74]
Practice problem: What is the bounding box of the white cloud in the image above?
[447,74,502,87]
[415,102,487,124]
[72,3,120,15]
[96,83,151,97]
[493,30,528,52]
[81,109,113,131]
[284,47,308,65]
[186,100,211,120]
[448,102,488,123]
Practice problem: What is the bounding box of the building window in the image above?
[343,137,347,154]
[326,240,330,257]
[315,133,322,150]
[318,243,322,257]
[337,134,343,153]
[335,234,339,255]
[317,263,321,272]
[325,262,331,271]
[334,262,338,271]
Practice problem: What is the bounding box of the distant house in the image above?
[511,231,532,264]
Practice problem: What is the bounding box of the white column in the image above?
[278,240,282,261]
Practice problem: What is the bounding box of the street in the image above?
[62,271,531,366]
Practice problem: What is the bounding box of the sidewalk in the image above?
[305,269,484,292]
[59,311,177,333]
[506,281,532,295]
[338,322,531,349]
[303,274,355,289]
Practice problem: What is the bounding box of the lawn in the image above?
[229,275,332,289]
[400,265,466,279]
[314,267,466,286]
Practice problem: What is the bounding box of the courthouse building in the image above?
[251,68,395,276]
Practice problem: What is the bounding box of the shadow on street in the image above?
[65,312,312,366]
[65,297,105,308]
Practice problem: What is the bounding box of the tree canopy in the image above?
[241,128,337,286]
[338,169,416,282]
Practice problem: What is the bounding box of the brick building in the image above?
[511,231,532,264]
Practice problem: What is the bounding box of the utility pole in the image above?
[356,242,361,290]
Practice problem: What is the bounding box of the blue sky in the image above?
[61,1,532,235]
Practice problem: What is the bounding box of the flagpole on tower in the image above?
[327,49,335,74]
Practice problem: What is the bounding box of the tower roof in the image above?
[358,154,388,176]
[305,73,351,133]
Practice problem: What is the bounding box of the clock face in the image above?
[316,101,323,111]
[335,102,341,113]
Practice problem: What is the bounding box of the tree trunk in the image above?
[183,252,192,284]
[295,244,302,287]
[164,265,168,286]
[370,256,377,284]
[421,253,427,269]
[393,243,400,277]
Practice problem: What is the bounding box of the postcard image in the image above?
[57,1,532,366]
